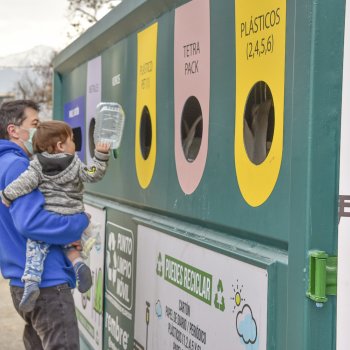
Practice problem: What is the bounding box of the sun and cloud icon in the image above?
[231,280,245,313]
[231,280,258,347]
[236,304,258,345]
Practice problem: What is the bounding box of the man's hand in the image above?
[95,142,111,154]
[70,240,83,251]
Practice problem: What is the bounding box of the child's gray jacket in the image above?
[1,150,109,215]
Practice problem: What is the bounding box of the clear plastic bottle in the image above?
[94,102,125,149]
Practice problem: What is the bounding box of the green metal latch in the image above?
[306,251,337,305]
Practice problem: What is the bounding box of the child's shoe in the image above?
[19,281,40,312]
[74,261,92,293]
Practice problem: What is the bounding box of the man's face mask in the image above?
[19,127,36,155]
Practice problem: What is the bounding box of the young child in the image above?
[0,120,110,312]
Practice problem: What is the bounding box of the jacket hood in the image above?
[30,152,80,184]
[36,152,75,176]
[0,140,28,159]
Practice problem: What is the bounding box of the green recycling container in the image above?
[53,0,346,349]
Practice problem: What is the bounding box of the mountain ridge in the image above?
[0,46,55,94]
[0,45,55,68]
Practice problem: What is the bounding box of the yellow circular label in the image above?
[235,1,286,207]
[135,23,158,189]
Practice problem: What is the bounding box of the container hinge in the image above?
[306,250,337,307]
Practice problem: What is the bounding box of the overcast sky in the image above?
[0,0,70,57]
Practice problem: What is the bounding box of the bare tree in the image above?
[67,0,122,40]
[12,51,56,119]
[10,1,122,119]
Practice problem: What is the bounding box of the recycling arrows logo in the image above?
[156,252,163,277]
[214,279,225,312]
[107,232,117,285]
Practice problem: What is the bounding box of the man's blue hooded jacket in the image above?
[0,140,89,287]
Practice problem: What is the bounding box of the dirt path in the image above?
[0,276,24,350]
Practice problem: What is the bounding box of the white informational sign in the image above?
[74,204,106,350]
[337,3,350,349]
[134,225,268,350]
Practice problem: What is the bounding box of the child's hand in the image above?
[1,199,10,208]
[0,191,11,207]
[95,142,111,154]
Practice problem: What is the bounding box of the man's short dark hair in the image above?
[0,100,40,139]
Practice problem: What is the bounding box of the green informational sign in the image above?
[105,222,134,310]
[163,254,213,305]
[104,209,137,350]
[104,296,132,350]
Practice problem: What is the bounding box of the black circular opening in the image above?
[140,106,152,160]
[181,96,203,162]
[89,118,96,158]
[243,81,275,165]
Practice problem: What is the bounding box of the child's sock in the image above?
[73,258,92,293]
[81,222,100,258]
[81,237,97,259]
[19,280,40,312]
